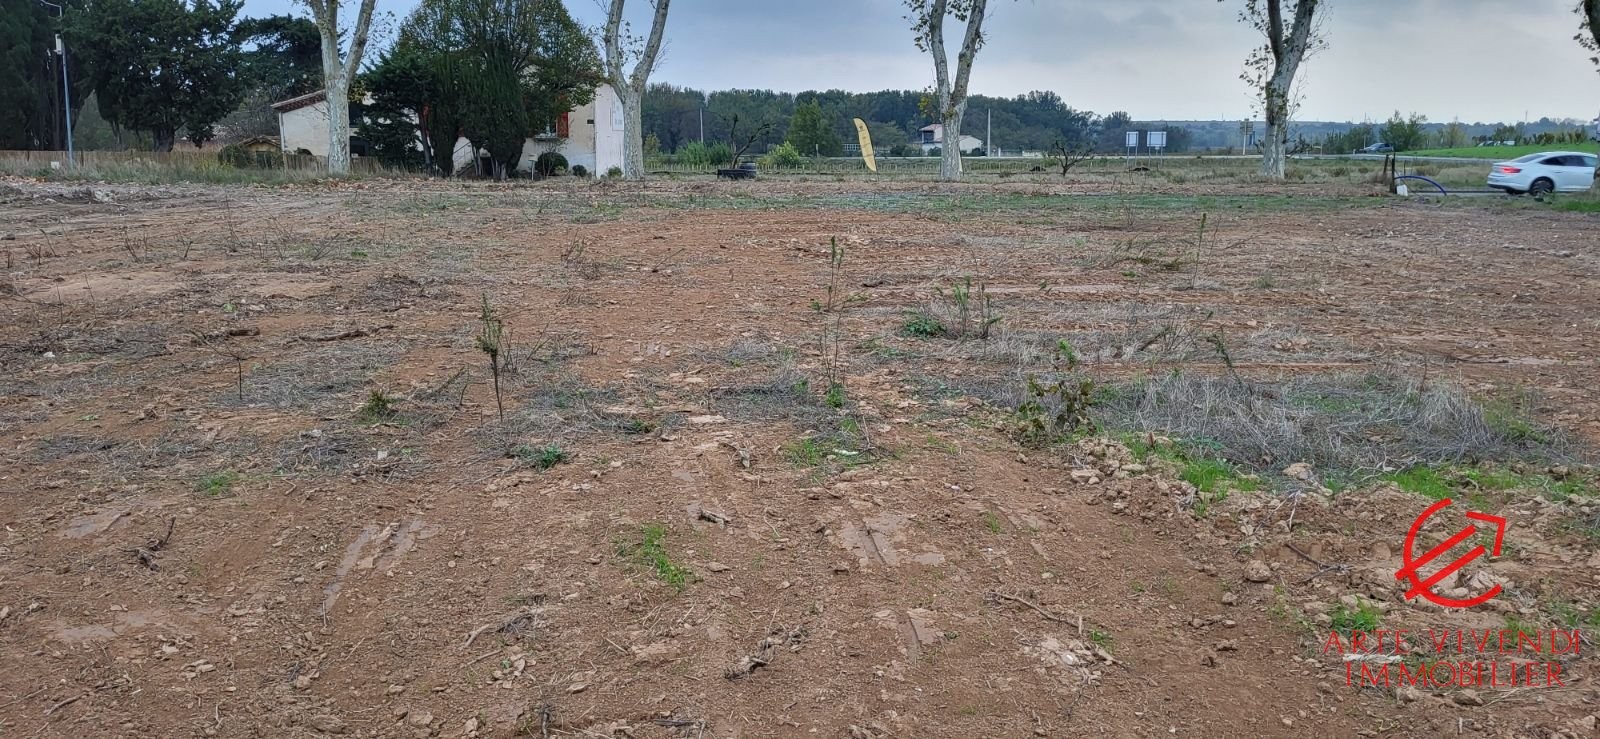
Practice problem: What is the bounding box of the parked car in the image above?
[1358,142,1394,153]
[1486,152,1598,195]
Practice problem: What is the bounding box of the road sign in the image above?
[1124,131,1139,149]
[1147,131,1167,150]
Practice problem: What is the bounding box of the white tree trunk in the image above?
[620,85,645,179]
[326,81,351,176]
[1260,77,1289,179]
[1252,0,1320,181]
[940,103,966,182]
[602,0,670,182]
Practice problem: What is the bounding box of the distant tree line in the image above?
[639,85,1194,158]
[1315,113,1594,154]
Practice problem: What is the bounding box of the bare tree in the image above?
[1048,139,1094,176]
[1579,1,1600,70]
[1231,0,1324,180]
[302,0,378,175]
[727,114,774,168]
[601,0,671,180]
[907,0,991,182]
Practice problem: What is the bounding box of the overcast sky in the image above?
[248,0,1600,123]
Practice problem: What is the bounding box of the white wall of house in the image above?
[915,124,983,154]
[275,85,620,176]
[442,86,625,176]
[591,85,625,176]
[278,100,331,157]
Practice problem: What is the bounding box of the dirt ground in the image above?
[1,175,1598,738]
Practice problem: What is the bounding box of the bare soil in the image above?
[1,176,1598,738]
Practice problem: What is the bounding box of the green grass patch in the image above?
[1398,143,1598,159]
[1179,456,1259,495]
[901,312,945,338]
[1554,197,1600,214]
[784,437,827,467]
[1115,434,1261,516]
[981,511,1003,534]
[620,524,693,592]
[1125,443,1262,516]
[1385,463,1592,503]
[1383,466,1454,500]
[196,470,239,497]
[1330,597,1382,636]
[825,382,846,409]
[357,389,398,424]
[511,443,569,470]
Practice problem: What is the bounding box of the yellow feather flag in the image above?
[853,118,876,172]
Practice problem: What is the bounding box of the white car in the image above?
[1487,151,1597,195]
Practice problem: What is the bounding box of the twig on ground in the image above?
[990,591,1077,624]
[461,608,539,651]
[131,517,176,571]
[301,325,395,342]
[43,693,82,716]
[1286,542,1349,583]
[0,686,46,710]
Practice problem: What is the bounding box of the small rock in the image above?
[1396,686,1423,704]
[308,714,347,734]
[463,717,479,734]
[1215,640,1239,652]
[293,675,314,690]
[1221,592,1238,606]
[386,685,406,695]
[1282,462,1314,481]
[706,562,731,573]
[407,710,434,727]
[567,683,587,694]
[632,642,677,666]
[1243,560,1272,583]
[1453,689,1485,707]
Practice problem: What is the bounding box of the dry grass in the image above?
[1093,371,1580,476]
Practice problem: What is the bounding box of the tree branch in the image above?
[949,0,988,103]
[630,0,671,92]
[926,0,951,102]
[344,0,378,78]
[1265,0,1285,61]
[602,0,626,83]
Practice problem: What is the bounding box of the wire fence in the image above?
[0,149,395,176]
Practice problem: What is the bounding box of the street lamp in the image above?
[37,0,74,167]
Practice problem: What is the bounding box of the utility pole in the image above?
[699,106,704,144]
[38,0,73,166]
